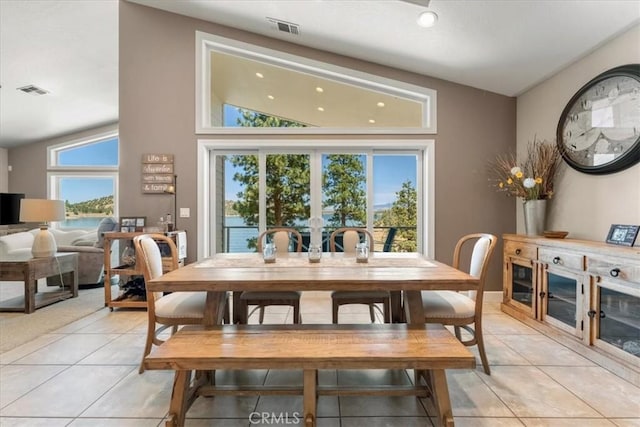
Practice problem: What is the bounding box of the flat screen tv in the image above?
[0,193,25,225]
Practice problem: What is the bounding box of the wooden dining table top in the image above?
[147,251,479,293]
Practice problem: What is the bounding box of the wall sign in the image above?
[142,154,174,193]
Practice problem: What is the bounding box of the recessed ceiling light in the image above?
[255,72,264,78]
[267,95,274,100]
[316,87,324,93]
[377,102,385,108]
[317,107,324,112]
[417,10,438,28]
[369,119,376,124]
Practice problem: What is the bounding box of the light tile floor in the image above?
[1,291,639,426]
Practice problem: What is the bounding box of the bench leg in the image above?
[166,370,191,427]
[303,369,317,427]
[431,369,454,427]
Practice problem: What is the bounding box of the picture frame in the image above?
[120,216,146,233]
[605,224,639,247]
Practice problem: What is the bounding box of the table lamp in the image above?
[19,198,66,257]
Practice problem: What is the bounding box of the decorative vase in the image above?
[523,199,547,236]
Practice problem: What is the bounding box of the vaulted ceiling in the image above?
[1,0,638,148]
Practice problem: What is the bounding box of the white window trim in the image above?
[197,138,434,260]
[47,131,120,227]
[195,31,437,135]
[47,130,119,171]
[47,171,120,227]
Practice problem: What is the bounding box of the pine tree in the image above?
[322,154,366,226]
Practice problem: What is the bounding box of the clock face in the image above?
[557,64,640,174]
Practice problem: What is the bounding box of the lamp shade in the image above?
[19,199,65,223]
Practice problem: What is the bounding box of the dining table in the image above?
[147,251,479,326]
[146,251,479,426]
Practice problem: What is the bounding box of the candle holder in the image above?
[356,242,369,263]
[308,244,322,263]
[263,242,276,263]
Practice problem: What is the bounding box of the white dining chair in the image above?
[133,234,214,374]
[421,233,497,374]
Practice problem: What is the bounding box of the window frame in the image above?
[47,130,120,228]
[198,138,434,260]
[196,31,437,135]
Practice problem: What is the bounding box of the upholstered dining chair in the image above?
[239,227,303,324]
[330,227,392,323]
[421,233,497,375]
[133,234,211,374]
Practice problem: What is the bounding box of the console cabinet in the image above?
[502,234,640,366]
[103,231,186,310]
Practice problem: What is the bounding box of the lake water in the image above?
[60,217,106,228]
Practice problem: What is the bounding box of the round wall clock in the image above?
[556,64,640,174]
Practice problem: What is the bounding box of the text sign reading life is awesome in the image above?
[142,153,174,193]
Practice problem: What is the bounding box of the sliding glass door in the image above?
[212,146,421,254]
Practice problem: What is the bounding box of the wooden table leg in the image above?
[24,270,36,314]
[303,369,317,427]
[405,290,455,425]
[204,291,227,326]
[166,370,191,427]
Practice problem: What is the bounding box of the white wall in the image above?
[0,148,7,192]
[517,25,640,241]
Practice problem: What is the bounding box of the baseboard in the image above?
[483,291,502,303]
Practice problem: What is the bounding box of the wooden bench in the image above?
[144,324,476,427]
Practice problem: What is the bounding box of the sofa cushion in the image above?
[95,217,118,248]
[0,232,35,258]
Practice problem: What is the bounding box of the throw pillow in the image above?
[94,217,118,248]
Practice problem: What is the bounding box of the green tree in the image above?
[323,154,366,226]
[374,180,417,252]
[230,109,310,248]
[231,154,310,227]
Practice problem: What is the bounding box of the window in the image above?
[47,131,119,229]
[202,140,432,257]
[197,32,437,134]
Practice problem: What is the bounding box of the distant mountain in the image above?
[374,202,393,211]
[65,196,113,216]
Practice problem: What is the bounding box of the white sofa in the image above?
[0,227,106,287]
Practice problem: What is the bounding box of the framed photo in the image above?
[120,216,146,232]
[606,224,639,247]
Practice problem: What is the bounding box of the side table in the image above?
[0,252,79,313]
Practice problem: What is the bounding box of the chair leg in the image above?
[139,321,155,374]
[259,306,265,324]
[332,300,339,324]
[383,298,391,323]
[293,301,301,324]
[223,299,230,324]
[368,304,376,323]
[475,323,491,375]
[238,299,248,324]
[454,326,462,341]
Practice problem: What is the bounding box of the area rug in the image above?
[0,284,106,352]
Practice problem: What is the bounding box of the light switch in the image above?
[179,208,190,218]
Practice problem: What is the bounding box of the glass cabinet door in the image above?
[512,263,534,308]
[546,272,578,327]
[542,268,583,337]
[594,286,640,359]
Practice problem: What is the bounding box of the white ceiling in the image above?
[1,0,639,148]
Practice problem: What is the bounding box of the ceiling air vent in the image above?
[17,84,49,96]
[267,17,300,35]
